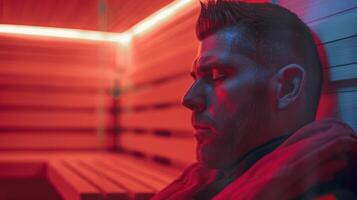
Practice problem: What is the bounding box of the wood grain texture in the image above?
[279,0,357,23]
[0,91,111,108]
[310,8,357,43]
[0,33,116,150]
[47,160,102,200]
[120,75,191,108]
[0,111,102,128]
[64,159,129,199]
[0,152,180,199]
[80,159,156,199]
[318,91,357,131]
[327,64,357,82]
[0,73,112,91]
[123,6,199,87]
[119,133,196,166]
[324,36,357,67]
[120,106,191,131]
[0,133,105,150]
[96,159,169,191]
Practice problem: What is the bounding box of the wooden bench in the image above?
[0,152,181,200]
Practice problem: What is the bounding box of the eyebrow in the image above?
[191,58,233,75]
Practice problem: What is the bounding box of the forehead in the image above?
[193,27,256,70]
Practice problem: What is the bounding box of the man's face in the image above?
[182,27,271,169]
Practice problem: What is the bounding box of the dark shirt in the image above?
[193,134,292,200]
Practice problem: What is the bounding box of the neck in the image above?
[219,133,291,179]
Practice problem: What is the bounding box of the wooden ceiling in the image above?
[0,0,174,32]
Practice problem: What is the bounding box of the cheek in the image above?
[208,85,238,118]
[208,81,253,124]
[208,102,234,133]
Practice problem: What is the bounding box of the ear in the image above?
[275,64,305,109]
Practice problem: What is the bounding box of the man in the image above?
[152,1,357,199]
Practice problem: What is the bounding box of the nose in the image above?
[181,81,206,112]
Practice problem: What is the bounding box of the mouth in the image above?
[193,124,211,130]
[193,124,212,143]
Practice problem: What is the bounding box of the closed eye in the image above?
[212,69,227,81]
[192,66,234,83]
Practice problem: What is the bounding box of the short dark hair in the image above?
[196,0,323,116]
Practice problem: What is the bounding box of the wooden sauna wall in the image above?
[118,6,199,168]
[279,0,357,130]
[118,1,357,168]
[0,35,117,150]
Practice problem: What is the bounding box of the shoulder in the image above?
[299,166,357,200]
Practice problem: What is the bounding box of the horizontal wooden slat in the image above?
[0,162,46,179]
[133,23,198,65]
[127,45,195,87]
[80,159,155,200]
[120,106,191,131]
[121,75,191,108]
[0,42,112,60]
[108,153,182,178]
[0,52,114,67]
[0,34,116,54]
[327,63,357,82]
[0,51,114,66]
[323,35,357,67]
[322,79,357,95]
[317,91,357,131]
[133,29,197,65]
[131,42,195,77]
[0,36,116,63]
[0,61,115,79]
[0,58,114,72]
[133,6,199,53]
[0,90,111,108]
[310,8,357,43]
[97,159,169,191]
[123,7,198,87]
[334,91,357,132]
[0,133,105,150]
[280,0,357,23]
[0,152,122,162]
[0,152,182,199]
[0,111,103,128]
[120,133,196,166]
[0,73,112,90]
[0,152,62,161]
[64,159,129,200]
[47,160,102,200]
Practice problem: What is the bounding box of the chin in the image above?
[198,157,218,169]
[197,144,230,169]
[198,157,232,170]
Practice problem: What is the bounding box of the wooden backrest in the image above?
[118,1,357,168]
[0,35,117,151]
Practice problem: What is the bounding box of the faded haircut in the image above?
[196,0,323,117]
